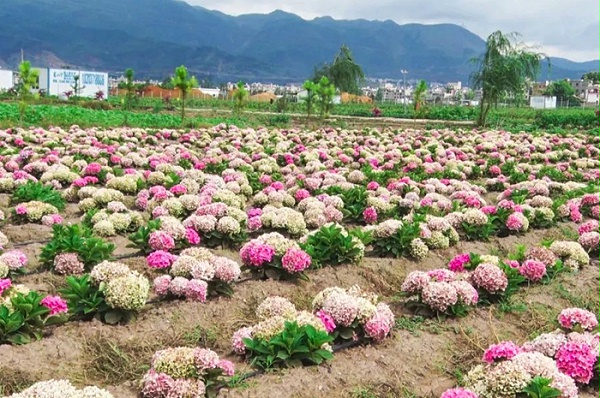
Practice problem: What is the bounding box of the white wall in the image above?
[37,68,108,99]
[0,70,13,91]
[530,96,556,109]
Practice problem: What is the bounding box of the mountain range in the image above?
[1,0,597,83]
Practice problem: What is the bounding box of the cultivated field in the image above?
[0,125,597,398]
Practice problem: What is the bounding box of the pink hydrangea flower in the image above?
[294,189,310,202]
[247,208,262,218]
[482,341,521,363]
[555,341,598,384]
[84,163,102,175]
[506,212,525,231]
[440,388,479,398]
[232,327,253,355]
[0,250,27,269]
[281,248,311,273]
[240,240,275,267]
[0,278,12,295]
[15,204,27,215]
[53,253,85,275]
[185,228,201,245]
[217,359,235,376]
[41,295,68,315]
[366,181,379,191]
[471,263,508,293]
[316,310,336,332]
[448,253,470,272]
[147,250,177,269]
[141,370,174,397]
[364,303,395,341]
[153,275,172,296]
[558,308,598,331]
[148,231,175,251]
[185,279,208,302]
[363,206,378,224]
[169,184,187,195]
[247,216,262,231]
[519,259,547,282]
[481,205,497,215]
[427,269,456,282]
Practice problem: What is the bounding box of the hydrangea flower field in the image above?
[0,125,597,398]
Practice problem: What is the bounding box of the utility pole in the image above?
[21,49,24,63]
[401,69,408,112]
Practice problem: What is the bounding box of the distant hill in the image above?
[1,0,597,83]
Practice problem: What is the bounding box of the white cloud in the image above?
[184,0,599,61]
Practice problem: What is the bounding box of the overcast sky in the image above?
[184,0,599,61]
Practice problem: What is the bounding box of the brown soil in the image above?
[1,219,598,398]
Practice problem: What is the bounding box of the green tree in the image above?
[160,76,175,90]
[302,80,317,119]
[582,71,599,84]
[233,81,248,114]
[17,61,39,126]
[375,88,384,103]
[413,80,427,112]
[312,45,364,95]
[171,65,198,123]
[121,68,136,125]
[544,80,578,104]
[123,69,136,111]
[315,76,336,119]
[471,31,544,126]
[328,45,365,94]
[70,75,85,99]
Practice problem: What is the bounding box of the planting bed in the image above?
[0,125,597,398]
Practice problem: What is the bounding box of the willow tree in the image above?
[313,45,364,95]
[171,65,198,123]
[471,31,544,126]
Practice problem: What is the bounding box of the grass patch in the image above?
[77,327,201,385]
[0,367,35,395]
[182,324,219,348]
[347,383,424,398]
[395,315,426,336]
[555,283,600,314]
[359,265,407,297]
[496,298,528,315]
[78,333,155,384]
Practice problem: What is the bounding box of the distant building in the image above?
[568,79,592,98]
[447,81,462,91]
[34,67,108,99]
[585,85,599,105]
[198,88,219,98]
[530,96,557,109]
[0,69,13,91]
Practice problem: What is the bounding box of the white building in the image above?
[585,86,599,105]
[34,68,108,99]
[297,90,341,104]
[530,96,557,109]
[198,88,220,98]
[0,69,13,91]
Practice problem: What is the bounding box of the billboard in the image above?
[39,68,108,99]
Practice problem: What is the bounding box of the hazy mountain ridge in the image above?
[1,0,596,82]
